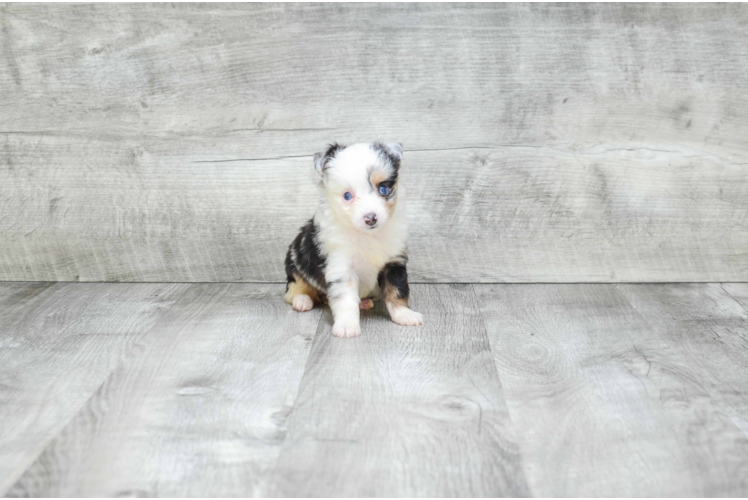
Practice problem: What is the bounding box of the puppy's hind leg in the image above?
[284,274,320,312]
[378,262,424,326]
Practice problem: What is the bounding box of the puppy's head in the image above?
[314,142,402,232]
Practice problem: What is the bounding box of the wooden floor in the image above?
[1,283,747,497]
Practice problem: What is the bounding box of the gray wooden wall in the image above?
[1,3,746,283]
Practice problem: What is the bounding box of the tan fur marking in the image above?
[382,280,408,309]
[284,274,322,305]
[370,171,387,187]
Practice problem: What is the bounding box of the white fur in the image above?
[317,144,408,298]
[292,294,314,312]
[312,143,422,337]
[388,302,424,326]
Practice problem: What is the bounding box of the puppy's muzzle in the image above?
[363,213,378,227]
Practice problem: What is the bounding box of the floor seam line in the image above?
[468,284,536,497]
[265,308,325,493]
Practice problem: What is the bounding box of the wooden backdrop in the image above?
[1,3,747,283]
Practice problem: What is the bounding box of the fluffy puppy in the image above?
[284,142,424,338]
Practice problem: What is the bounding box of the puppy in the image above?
[284,142,424,338]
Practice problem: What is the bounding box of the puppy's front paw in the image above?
[391,307,424,326]
[292,294,314,312]
[332,319,361,338]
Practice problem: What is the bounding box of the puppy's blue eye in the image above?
[343,192,353,201]
[378,185,389,196]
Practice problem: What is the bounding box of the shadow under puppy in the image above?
[285,142,424,338]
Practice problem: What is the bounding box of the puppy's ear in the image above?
[313,152,325,176]
[314,142,345,176]
[385,142,403,160]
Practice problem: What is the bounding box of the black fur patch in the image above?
[371,142,401,173]
[377,260,410,301]
[285,219,327,293]
[317,142,346,172]
[324,142,346,159]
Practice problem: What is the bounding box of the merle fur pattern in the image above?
[285,219,327,294]
[371,142,402,172]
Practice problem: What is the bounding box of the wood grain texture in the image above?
[475,283,748,497]
[2,283,747,496]
[1,3,747,282]
[0,282,187,495]
[722,283,748,312]
[616,284,748,454]
[7,284,322,497]
[270,284,529,497]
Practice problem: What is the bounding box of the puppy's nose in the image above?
[363,213,378,226]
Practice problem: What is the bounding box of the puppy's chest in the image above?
[320,223,406,297]
[350,246,388,295]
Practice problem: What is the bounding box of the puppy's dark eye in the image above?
[343,192,353,201]
[378,185,389,196]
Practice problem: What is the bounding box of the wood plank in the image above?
[475,283,748,497]
[407,146,748,282]
[270,284,529,497]
[0,282,187,495]
[1,4,747,150]
[1,140,746,282]
[7,284,322,497]
[1,3,747,282]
